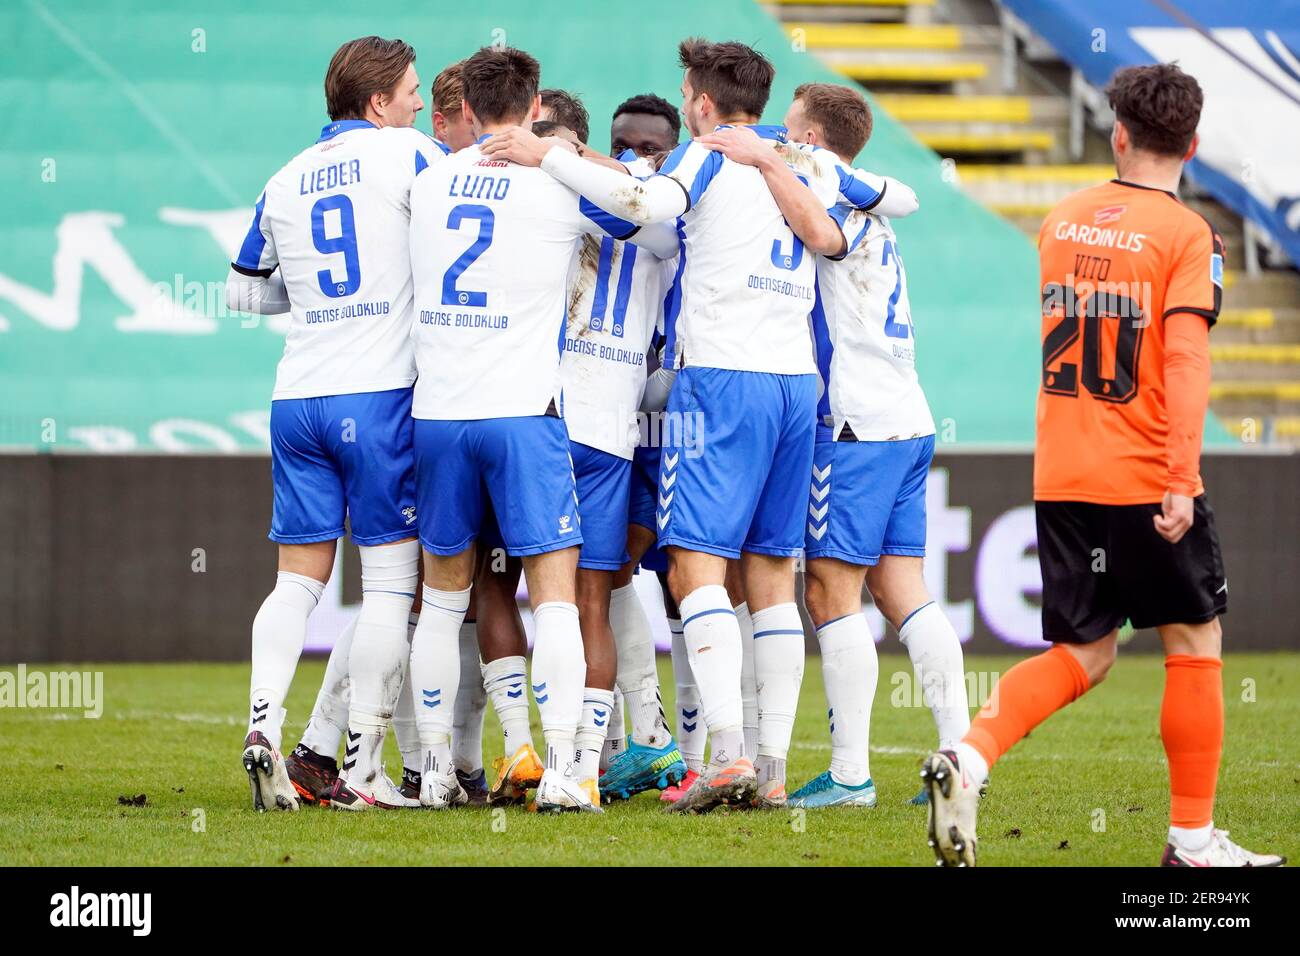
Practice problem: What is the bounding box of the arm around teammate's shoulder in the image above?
[481,125,687,226]
[697,128,846,256]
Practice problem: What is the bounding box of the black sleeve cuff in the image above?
[862,178,886,212]
[230,262,275,278]
[667,176,693,214]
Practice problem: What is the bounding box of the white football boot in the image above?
[921,749,980,866]
[420,765,469,810]
[533,768,603,814]
[327,769,418,811]
[242,731,300,812]
[1161,829,1285,867]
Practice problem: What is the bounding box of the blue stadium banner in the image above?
[1002,0,1300,266]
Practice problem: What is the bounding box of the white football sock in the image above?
[409,584,470,775]
[452,621,487,775]
[736,601,759,760]
[575,688,616,784]
[344,541,419,787]
[952,742,989,787]
[249,571,324,751]
[1170,822,1214,852]
[601,688,626,772]
[680,585,744,768]
[752,602,806,783]
[482,655,532,756]
[817,614,877,786]
[899,601,970,749]
[610,583,671,747]
[299,613,355,759]
[531,601,585,773]
[390,611,421,772]
[669,619,705,773]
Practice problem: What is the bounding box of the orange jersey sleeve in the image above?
[1164,217,1224,325]
[1033,180,1223,505]
[1164,312,1212,497]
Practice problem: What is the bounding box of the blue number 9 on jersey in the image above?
[770,172,808,272]
[310,195,361,298]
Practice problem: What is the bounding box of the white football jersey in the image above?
[657,127,887,376]
[560,233,674,458]
[815,207,935,441]
[409,142,641,421]
[560,152,676,459]
[234,120,439,400]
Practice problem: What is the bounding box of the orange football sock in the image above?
[1161,655,1223,829]
[964,644,1090,770]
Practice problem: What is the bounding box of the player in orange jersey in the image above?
[922,63,1284,867]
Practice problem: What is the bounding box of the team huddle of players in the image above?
[227,34,1282,865]
[228,34,966,822]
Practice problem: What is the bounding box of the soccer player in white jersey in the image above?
[484,38,912,812]
[280,59,479,812]
[736,84,968,809]
[406,46,678,812]
[407,57,503,808]
[225,36,438,811]
[553,104,687,806]
[584,93,708,801]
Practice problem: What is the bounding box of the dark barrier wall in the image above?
[1,451,1296,662]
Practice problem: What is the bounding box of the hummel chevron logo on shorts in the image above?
[658,452,679,530]
[808,463,831,540]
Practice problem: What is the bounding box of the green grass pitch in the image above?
[2,653,1296,866]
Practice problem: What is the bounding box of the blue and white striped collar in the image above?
[318,119,375,143]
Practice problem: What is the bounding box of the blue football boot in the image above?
[788,770,878,809]
[598,737,687,801]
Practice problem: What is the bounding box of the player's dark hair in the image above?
[430,60,464,116]
[613,93,681,138]
[793,82,873,159]
[461,46,541,126]
[1105,63,1203,158]
[324,36,416,121]
[540,88,590,144]
[677,38,773,119]
[530,120,570,138]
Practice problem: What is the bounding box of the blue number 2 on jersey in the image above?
[442,204,494,307]
[881,238,912,340]
[311,195,361,297]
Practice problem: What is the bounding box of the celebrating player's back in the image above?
[923,63,1283,869]
[237,103,433,400]
[405,45,676,814]
[411,140,642,419]
[226,36,437,813]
